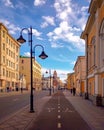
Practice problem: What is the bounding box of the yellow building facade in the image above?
[74,56,86,96]
[19,56,42,91]
[0,23,20,92]
[67,72,75,90]
[81,0,104,105]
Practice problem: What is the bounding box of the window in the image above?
[3,43,5,51]
[6,48,8,55]
[6,70,8,77]
[6,59,8,66]
[2,30,5,38]
[0,80,2,87]
[91,36,96,67]
[16,46,18,53]
[3,68,5,76]
[6,37,8,43]
[3,56,5,63]
[21,59,24,63]
[16,73,18,80]
[16,55,18,62]
[9,50,10,56]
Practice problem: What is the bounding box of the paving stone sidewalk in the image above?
[0,92,51,130]
[0,91,29,97]
[0,90,104,130]
[64,91,104,130]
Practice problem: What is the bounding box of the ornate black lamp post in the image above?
[17,26,48,112]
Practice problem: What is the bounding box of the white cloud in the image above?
[24,52,30,57]
[3,0,14,8]
[51,42,63,48]
[32,28,42,37]
[46,0,88,51]
[54,0,72,21]
[21,27,42,38]
[47,23,85,51]
[59,21,69,32]
[81,6,89,12]
[70,61,76,65]
[41,16,55,28]
[41,22,48,28]
[0,19,42,40]
[0,19,20,34]
[54,27,62,35]
[34,0,46,6]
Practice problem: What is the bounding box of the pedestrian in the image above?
[21,87,23,93]
[70,88,73,94]
[73,87,76,96]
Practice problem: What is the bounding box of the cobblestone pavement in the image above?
[64,91,104,130]
[0,90,104,130]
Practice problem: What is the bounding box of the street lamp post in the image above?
[17,26,48,112]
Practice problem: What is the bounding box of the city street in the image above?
[29,91,91,130]
[0,92,29,122]
[0,90,49,123]
[0,90,104,130]
[0,0,104,130]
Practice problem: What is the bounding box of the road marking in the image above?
[47,107,55,112]
[13,98,19,101]
[57,123,61,128]
[58,106,60,109]
[64,108,74,113]
[58,115,61,119]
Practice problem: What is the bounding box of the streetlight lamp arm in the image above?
[20,28,30,35]
[33,44,44,52]
[32,44,48,59]
[17,26,32,45]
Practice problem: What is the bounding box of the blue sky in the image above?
[0,0,91,81]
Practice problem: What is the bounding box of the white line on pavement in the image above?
[57,123,61,128]
[58,106,60,109]
[58,115,61,119]
[13,98,19,101]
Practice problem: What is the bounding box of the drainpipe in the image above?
[85,34,89,99]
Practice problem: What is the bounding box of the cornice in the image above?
[81,0,104,39]
[88,0,103,14]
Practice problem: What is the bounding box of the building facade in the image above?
[0,23,20,92]
[67,72,75,90]
[19,56,42,91]
[42,76,53,90]
[73,56,86,96]
[81,0,104,105]
[53,70,59,88]
[42,70,61,91]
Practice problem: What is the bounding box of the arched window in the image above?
[99,19,104,67]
